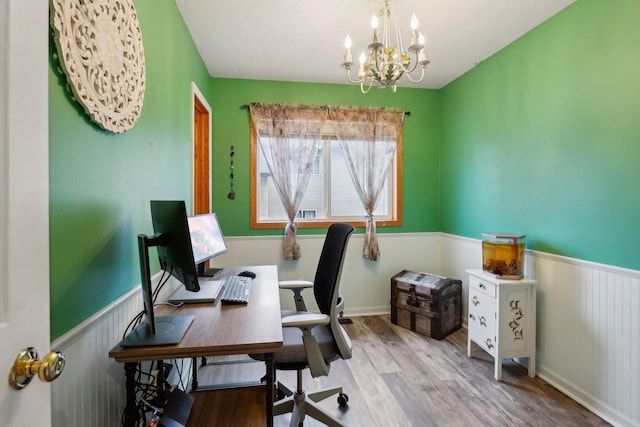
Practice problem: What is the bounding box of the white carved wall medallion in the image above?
[51,0,146,133]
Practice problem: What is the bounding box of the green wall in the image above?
[48,0,212,339]
[206,79,441,236]
[441,0,640,270]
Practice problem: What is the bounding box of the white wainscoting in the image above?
[51,284,141,427]
[50,232,639,427]
[216,232,442,316]
[50,273,188,427]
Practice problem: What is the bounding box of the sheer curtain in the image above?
[249,103,328,260]
[329,106,404,261]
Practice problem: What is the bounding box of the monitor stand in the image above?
[197,264,223,277]
[120,315,194,347]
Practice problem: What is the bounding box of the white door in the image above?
[0,0,52,426]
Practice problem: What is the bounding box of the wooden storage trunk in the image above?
[391,270,462,340]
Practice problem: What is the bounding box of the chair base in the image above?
[274,381,346,427]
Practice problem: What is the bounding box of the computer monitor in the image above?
[120,200,198,347]
[151,201,200,292]
[188,212,228,277]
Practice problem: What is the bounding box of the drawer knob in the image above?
[479,316,486,327]
[479,283,486,289]
[469,314,475,320]
[485,338,494,350]
[472,296,479,306]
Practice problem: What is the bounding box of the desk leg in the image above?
[191,357,199,391]
[124,362,137,427]
[156,360,165,390]
[265,353,275,427]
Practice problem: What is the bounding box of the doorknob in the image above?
[9,347,66,390]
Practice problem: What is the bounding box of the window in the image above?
[310,153,321,175]
[296,209,317,219]
[250,121,402,229]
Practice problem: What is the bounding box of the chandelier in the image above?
[341,1,429,93]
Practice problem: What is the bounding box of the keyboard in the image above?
[220,275,252,304]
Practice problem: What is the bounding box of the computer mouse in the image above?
[238,270,256,279]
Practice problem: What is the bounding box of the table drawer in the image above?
[469,274,496,298]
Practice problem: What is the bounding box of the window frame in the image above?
[249,117,403,230]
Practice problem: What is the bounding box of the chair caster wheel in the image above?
[337,393,349,407]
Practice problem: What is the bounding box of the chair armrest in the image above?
[278,280,313,289]
[279,281,313,312]
[281,313,331,378]
[281,313,329,328]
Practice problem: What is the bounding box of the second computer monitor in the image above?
[188,212,228,277]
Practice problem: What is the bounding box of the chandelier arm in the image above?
[345,68,363,84]
[360,79,375,94]
[403,66,425,83]
[402,59,418,75]
[390,60,415,76]
[392,53,425,79]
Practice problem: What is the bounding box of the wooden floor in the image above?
[195,315,609,427]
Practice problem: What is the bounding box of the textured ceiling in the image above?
[175,0,575,90]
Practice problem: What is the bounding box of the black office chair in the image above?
[251,223,355,427]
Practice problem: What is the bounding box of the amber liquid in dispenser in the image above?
[482,233,525,279]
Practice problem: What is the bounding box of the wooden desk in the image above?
[109,265,282,427]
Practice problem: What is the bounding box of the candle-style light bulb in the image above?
[344,34,353,63]
[410,14,419,45]
[417,33,427,64]
[410,14,419,31]
[371,13,379,43]
[358,51,366,78]
[371,14,379,30]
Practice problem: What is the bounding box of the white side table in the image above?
[466,269,537,380]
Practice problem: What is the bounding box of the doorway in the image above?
[191,83,212,215]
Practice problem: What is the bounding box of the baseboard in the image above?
[344,306,390,318]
